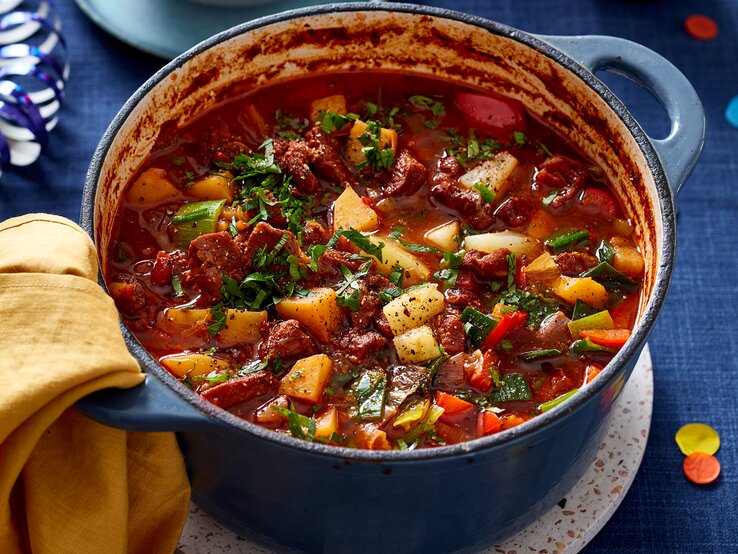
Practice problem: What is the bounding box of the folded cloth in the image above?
[0,214,190,553]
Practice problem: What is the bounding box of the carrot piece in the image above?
[499,414,528,430]
[579,328,631,348]
[477,411,502,436]
[434,390,474,415]
[585,364,603,384]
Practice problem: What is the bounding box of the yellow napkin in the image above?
[0,214,190,553]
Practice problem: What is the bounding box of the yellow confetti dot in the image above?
[675,423,720,456]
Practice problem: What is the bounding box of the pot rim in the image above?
[81,2,675,462]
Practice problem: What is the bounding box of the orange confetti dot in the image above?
[684,14,719,41]
[683,452,721,484]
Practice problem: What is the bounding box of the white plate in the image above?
[75,0,370,60]
[177,345,653,553]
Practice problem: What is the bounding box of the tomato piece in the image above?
[579,328,631,348]
[477,410,502,436]
[465,350,499,392]
[455,92,526,139]
[150,251,174,287]
[579,187,619,217]
[434,390,474,415]
[482,310,528,350]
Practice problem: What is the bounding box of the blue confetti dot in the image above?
[726,96,738,129]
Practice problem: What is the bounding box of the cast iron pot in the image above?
[79,4,705,552]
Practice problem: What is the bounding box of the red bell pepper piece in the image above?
[482,310,528,350]
[579,328,631,348]
[434,391,474,415]
[455,92,526,139]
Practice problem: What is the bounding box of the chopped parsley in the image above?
[335,262,371,312]
[317,110,359,133]
[208,303,227,336]
[356,120,395,171]
[339,227,385,262]
[171,274,184,297]
[513,131,527,146]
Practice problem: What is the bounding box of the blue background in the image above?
[1,0,736,552]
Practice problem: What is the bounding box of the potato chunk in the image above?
[126,168,179,207]
[333,185,378,232]
[345,120,398,166]
[188,172,234,203]
[160,354,229,378]
[612,245,644,278]
[382,284,445,335]
[464,230,540,258]
[364,235,430,286]
[551,276,608,308]
[279,354,333,403]
[393,325,442,364]
[217,309,268,346]
[524,252,560,282]
[309,94,347,123]
[458,152,518,199]
[276,288,342,342]
[314,407,339,438]
[424,220,460,252]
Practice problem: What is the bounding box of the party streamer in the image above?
[0,0,68,177]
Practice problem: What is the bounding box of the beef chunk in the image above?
[150,250,187,287]
[317,249,369,279]
[185,232,245,299]
[109,278,148,318]
[438,155,463,176]
[240,222,306,269]
[495,196,533,228]
[259,320,318,361]
[201,371,279,410]
[273,137,319,194]
[303,220,331,246]
[553,251,598,275]
[384,149,428,196]
[374,311,394,339]
[444,288,482,310]
[431,312,466,355]
[332,329,387,365]
[306,125,358,187]
[535,155,589,209]
[461,248,511,280]
[430,172,496,230]
[189,232,245,278]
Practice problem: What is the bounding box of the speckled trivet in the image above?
[177,345,653,554]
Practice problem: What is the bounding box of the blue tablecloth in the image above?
[2,0,736,551]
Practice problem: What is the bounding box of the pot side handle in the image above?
[536,34,705,196]
[76,367,217,432]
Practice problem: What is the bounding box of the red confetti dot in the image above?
[683,452,721,484]
[684,14,719,41]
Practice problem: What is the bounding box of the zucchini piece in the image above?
[539,389,579,412]
[490,373,531,402]
[567,309,614,338]
[460,306,497,348]
[580,261,639,292]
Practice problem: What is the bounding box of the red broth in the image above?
[106,72,643,449]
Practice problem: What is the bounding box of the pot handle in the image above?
[536,34,705,196]
[76,333,217,432]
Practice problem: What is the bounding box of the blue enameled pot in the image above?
[79,4,704,552]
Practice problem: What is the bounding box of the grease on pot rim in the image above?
[675,423,720,456]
